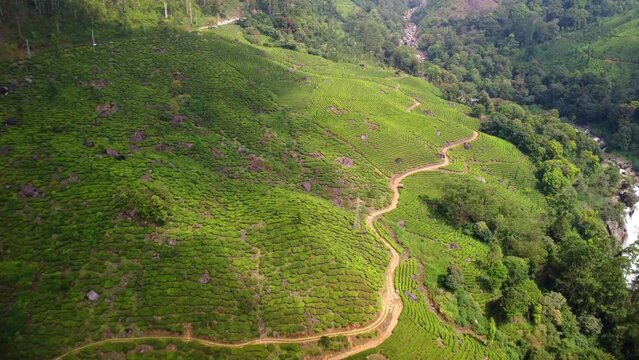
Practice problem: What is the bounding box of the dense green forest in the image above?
[1,0,639,359]
[408,0,639,162]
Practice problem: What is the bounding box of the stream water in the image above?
[623,186,639,282]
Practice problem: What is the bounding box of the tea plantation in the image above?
[0,29,399,358]
[1,24,547,359]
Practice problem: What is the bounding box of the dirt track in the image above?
[53,132,479,360]
[406,99,422,112]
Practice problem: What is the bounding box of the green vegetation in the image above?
[0,29,407,358]
[1,1,638,359]
[353,260,506,359]
[65,339,303,360]
[0,0,243,59]
[0,20,485,359]
[410,0,639,158]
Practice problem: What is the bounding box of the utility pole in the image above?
[354,197,362,233]
[25,39,31,58]
[91,30,96,46]
[16,13,22,38]
[164,2,168,19]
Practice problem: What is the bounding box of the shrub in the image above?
[578,314,603,337]
[444,265,465,292]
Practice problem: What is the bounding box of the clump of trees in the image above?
[410,0,639,157]
[431,98,635,357]
[242,0,407,63]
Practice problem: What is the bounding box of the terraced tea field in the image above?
[352,260,506,360]
[1,24,543,360]
[0,31,396,359]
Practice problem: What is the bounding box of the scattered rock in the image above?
[24,76,33,85]
[364,120,380,131]
[607,220,628,244]
[142,172,153,182]
[366,354,389,360]
[464,142,472,150]
[148,233,164,245]
[173,72,185,80]
[302,181,312,192]
[620,190,639,208]
[165,344,178,352]
[4,118,17,126]
[398,220,406,228]
[0,85,9,95]
[155,144,171,152]
[360,134,369,141]
[95,103,118,116]
[181,143,194,149]
[262,129,277,143]
[135,345,154,353]
[327,105,348,115]
[105,149,125,160]
[171,115,186,126]
[310,151,325,159]
[237,146,247,154]
[168,238,177,246]
[90,79,111,89]
[248,154,269,172]
[448,242,460,250]
[124,328,133,337]
[211,149,225,159]
[60,173,79,186]
[19,184,42,198]
[0,145,14,156]
[83,140,95,148]
[395,158,403,164]
[199,271,211,284]
[336,157,354,167]
[404,290,418,301]
[130,130,145,143]
[86,290,100,301]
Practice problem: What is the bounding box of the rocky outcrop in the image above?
[401,3,427,61]
[607,220,628,244]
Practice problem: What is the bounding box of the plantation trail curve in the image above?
[52,131,480,360]
[198,16,245,31]
[406,98,422,112]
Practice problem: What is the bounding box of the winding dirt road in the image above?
[53,131,479,360]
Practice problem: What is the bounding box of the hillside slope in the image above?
[0,25,484,359]
[1,7,633,358]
